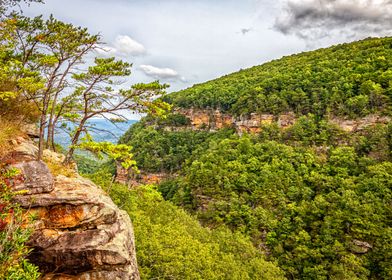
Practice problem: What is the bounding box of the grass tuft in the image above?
[0,120,24,157]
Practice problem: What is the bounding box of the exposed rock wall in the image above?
[171,108,233,131]
[115,162,129,185]
[2,137,139,280]
[116,108,391,185]
[176,108,390,134]
[115,164,169,187]
[175,108,296,133]
[329,114,391,132]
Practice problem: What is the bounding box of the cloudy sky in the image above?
[22,0,392,93]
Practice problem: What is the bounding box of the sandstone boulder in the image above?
[21,123,40,138]
[11,160,54,195]
[5,138,140,280]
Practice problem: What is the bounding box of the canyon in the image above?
[116,108,391,186]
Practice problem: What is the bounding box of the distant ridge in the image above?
[165,37,392,119]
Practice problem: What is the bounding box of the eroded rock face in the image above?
[329,114,391,132]
[351,239,373,254]
[175,109,390,134]
[11,160,54,194]
[175,108,297,134]
[175,108,234,130]
[4,138,139,280]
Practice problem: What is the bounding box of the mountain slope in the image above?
[119,38,392,279]
[166,37,392,118]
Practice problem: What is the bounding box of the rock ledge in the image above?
[3,137,139,280]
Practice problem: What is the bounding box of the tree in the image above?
[0,10,44,123]
[7,14,170,162]
[11,15,100,159]
[62,57,170,163]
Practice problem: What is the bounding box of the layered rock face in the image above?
[175,108,390,133]
[115,165,169,187]
[3,137,139,280]
[175,108,296,133]
[329,114,391,132]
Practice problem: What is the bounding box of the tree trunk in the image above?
[48,115,58,152]
[46,121,54,150]
[38,112,46,161]
[50,124,56,152]
[64,131,80,164]
[63,119,86,164]
[38,94,51,160]
[46,93,60,150]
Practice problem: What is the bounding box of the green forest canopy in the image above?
[165,37,392,118]
[120,37,392,279]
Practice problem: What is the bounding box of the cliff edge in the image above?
[2,136,140,280]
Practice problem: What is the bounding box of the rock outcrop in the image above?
[115,168,169,187]
[3,137,139,280]
[350,239,373,254]
[329,114,391,132]
[175,108,296,134]
[175,108,390,134]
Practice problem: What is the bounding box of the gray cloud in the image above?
[275,0,392,40]
[240,28,253,35]
[22,0,306,92]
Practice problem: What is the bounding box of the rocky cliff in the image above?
[116,109,392,185]
[175,108,390,134]
[2,137,139,280]
[174,108,296,133]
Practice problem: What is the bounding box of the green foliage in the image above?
[73,154,101,174]
[167,137,392,279]
[78,135,136,170]
[156,113,192,126]
[166,37,392,119]
[118,37,392,279]
[350,124,392,161]
[119,121,235,173]
[0,167,40,280]
[87,171,285,280]
[0,16,43,120]
[280,114,346,147]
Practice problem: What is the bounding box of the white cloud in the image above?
[94,45,117,57]
[139,64,184,81]
[114,35,146,56]
[94,35,146,58]
[23,0,306,92]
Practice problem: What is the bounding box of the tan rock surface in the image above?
[5,138,140,280]
[329,114,391,132]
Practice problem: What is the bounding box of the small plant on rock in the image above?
[0,166,40,280]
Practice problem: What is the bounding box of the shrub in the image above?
[0,167,40,280]
[0,120,24,158]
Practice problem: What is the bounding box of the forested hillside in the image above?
[3,0,391,279]
[166,37,392,118]
[121,38,392,279]
[88,171,284,280]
